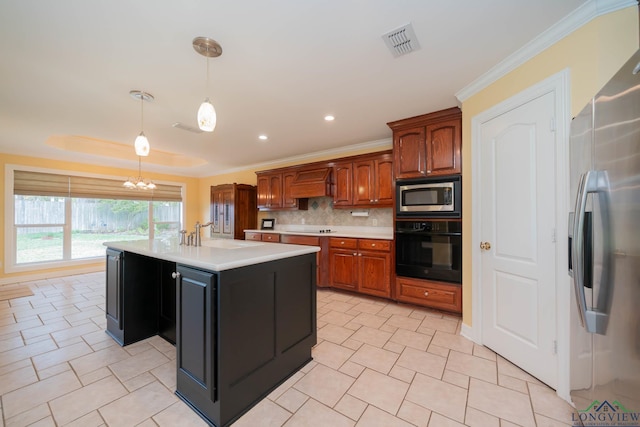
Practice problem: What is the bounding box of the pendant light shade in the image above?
[134,132,150,156]
[193,37,222,133]
[197,98,216,132]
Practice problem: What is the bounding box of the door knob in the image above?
[480,242,492,250]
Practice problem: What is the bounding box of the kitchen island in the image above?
[103,238,319,427]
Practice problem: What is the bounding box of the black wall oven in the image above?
[395,220,462,283]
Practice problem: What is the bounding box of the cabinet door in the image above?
[358,250,391,298]
[211,190,221,234]
[333,162,353,206]
[353,160,374,205]
[425,119,461,176]
[282,171,298,208]
[158,261,177,344]
[105,249,122,331]
[256,175,270,209]
[176,265,217,407]
[374,157,394,206]
[268,174,283,208]
[394,127,427,179]
[329,249,358,290]
[221,189,233,235]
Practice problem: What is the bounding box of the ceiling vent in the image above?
[172,122,204,134]
[382,23,420,57]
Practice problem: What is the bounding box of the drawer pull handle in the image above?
[172,272,181,279]
[371,244,376,247]
[424,291,429,297]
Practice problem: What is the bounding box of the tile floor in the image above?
[0,272,578,426]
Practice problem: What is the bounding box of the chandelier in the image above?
[124,90,155,190]
[193,37,222,132]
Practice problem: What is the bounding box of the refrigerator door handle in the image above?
[571,170,613,335]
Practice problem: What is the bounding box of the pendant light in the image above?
[123,156,156,190]
[130,90,153,156]
[193,37,222,132]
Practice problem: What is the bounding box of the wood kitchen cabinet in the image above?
[329,237,391,298]
[389,107,461,179]
[395,276,462,314]
[210,183,257,240]
[256,171,308,210]
[332,151,393,208]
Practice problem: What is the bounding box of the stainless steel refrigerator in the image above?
[568,48,640,423]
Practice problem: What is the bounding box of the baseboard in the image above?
[460,323,480,344]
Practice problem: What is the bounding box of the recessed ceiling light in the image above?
[258,135,268,140]
[324,115,335,121]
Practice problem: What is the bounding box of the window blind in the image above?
[14,170,182,202]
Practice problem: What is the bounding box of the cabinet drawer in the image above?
[358,239,390,252]
[245,232,262,241]
[396,277,461,313]
[329,237,358,249]
[262,233,281,243]
[280,234,320,246]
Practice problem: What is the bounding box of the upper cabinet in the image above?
[256,171,307,211]
[388,107,461,179]
[332,151,393,209]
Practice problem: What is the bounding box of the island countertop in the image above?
[103,238,320,272]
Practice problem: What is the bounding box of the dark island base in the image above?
[105,249,317,427]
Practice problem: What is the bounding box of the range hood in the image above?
[289,167,332,198]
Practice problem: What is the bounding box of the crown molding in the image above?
[204,137,393,177]
[455,0,637,102]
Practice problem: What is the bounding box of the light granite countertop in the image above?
[103,238,319,272]
[244,225,393,240]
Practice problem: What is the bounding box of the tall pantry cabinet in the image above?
[210,184,257,240]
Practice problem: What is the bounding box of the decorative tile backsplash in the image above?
[257,197,393,227]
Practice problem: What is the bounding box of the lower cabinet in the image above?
[329,238,391,298]
[395,276,462,313]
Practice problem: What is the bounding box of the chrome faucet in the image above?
[194,221,214,247]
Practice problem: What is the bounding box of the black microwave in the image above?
[396,175,461,217]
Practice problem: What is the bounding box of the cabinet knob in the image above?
[341,241,345,245]
[172,272,181,279]
[371,243,376,247]
[358,253,362,256]
[353,252,357,256]
[426,170,431,173]
[424,291,429,297]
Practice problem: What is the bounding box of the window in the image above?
[8,168,183,271]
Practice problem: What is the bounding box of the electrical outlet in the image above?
[372,219,378,226]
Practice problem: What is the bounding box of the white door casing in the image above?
[469,70,570,396]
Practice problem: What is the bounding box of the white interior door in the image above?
[479,91,558,388]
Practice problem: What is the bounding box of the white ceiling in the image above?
[0,0,587,178]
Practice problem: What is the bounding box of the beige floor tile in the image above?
[37,361,72,380]
[496,356,542,384]
[268,370,305,401]
[389,364,416,383]
[293,364,355,407]
[473,344,497,361]
[385,314,422,331]
[467,378,535,427]
[0,335,23,353]
[351,302,383,314]
[69,345,130,377]
[3,370,81,419]
[49,375,127,425]
[534,412,574,426]
[3,403,51,427]
[319,310,356,327]
[32,341,93,371]
[121,371,156,392]
[318,323,355,344]
[396,347,447,379]
[349,312,388,328]
[334,393,368,420]
[342,338,364,351]
[79,366,112,386]
[284,398,354,427]
[528,382,576,423]
[465,407,500,427]
[397,400,432,427]
[153,401,209,427]
[312,340,355,370]
[406,373,468,423]
[420,316,459,334]
[0,337,58,368]
[428,412,466,427]
[390,328,432,351]
[108,347,171,382]
[445,350,497,384]
[150,360,177,390]
[427,344,450,358]
[350,343,399,374]
[348,368,409,414]
[276,388,309,413]
[0,317,43,335]
[0,364,38,395]
[323,300,357,313]
[62,410,105,427]
[98,381,177,426]
[50,322,100,344]
[20,319,70,341]
[442,369,469,389]
[430,331,473,354]
[498,373,528,394]
[356,405,415,427]
[384,341,406,353]
[349,325,392,347]
[339,360,366,378]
